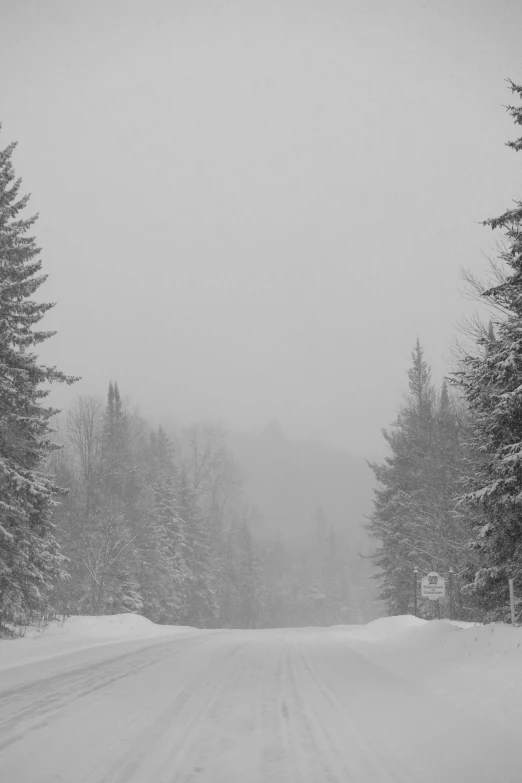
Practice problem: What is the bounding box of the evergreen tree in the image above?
[455,82,522,620]
[140,427,189,622]
[0,136,76,627]
[102,382,131,501]
[102,383,149,614]
[368,342,470,615]
[367,342,436,613]
[64,384,141,615]
[178,468,216,626]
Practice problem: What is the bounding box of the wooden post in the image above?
[449,568,454,621]
[509,578,516,627]
[413,568,418,617]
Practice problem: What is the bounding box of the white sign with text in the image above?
[421,572,445,601]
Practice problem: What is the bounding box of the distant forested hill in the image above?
[228,421,375,546]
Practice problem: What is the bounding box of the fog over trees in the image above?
[2,64,522,631]
[46,386,374,628]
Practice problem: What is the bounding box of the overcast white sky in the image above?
[2,0,522,454]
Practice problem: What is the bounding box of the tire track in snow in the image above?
[257,636,297,783]
[0,634,212,752]
[167,638,266,783]
[164,634,299,783]
[101,638,253,783]
[294,645,424,782]
[118,634,300,783]
[281,640,343,783]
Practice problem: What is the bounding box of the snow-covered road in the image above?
[1,625,520,782]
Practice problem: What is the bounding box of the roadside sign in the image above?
[421,572,445,601]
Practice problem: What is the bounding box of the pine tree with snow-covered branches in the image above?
[142,427,190,622]
[369,342,471,615]
[455,82,522,620]
[178,468,217,626]
[0,134,76,628]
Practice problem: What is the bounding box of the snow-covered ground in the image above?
[348,615,522,733]
[1,614,522,782]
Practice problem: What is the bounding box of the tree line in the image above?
[368,82,522,623]
[47,386,359,629]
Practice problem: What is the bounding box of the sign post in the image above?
[421,572,446,617]
[448,568,454,621]
[413,567,418,617]
[509,579,516,627]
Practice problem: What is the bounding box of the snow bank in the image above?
[341,615,522,731]
[25,613,194,640]
[0,613,202,671]
[338,615,480,644]
[359,613,427,638]
[336,613,427,641]
[388,617,462,650]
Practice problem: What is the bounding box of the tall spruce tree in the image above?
[455,82,522,619]
[367,342,436,613]
[99,382,143,614]
[178,468,217,626]
[0,136,76,627]
[368,342,470,615]
[141,427,189,622]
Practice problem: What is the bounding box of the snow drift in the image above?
[0,613,203,671]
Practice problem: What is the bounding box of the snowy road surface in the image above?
[1,626,520,782]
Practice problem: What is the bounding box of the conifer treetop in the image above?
[483,82,522,236]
